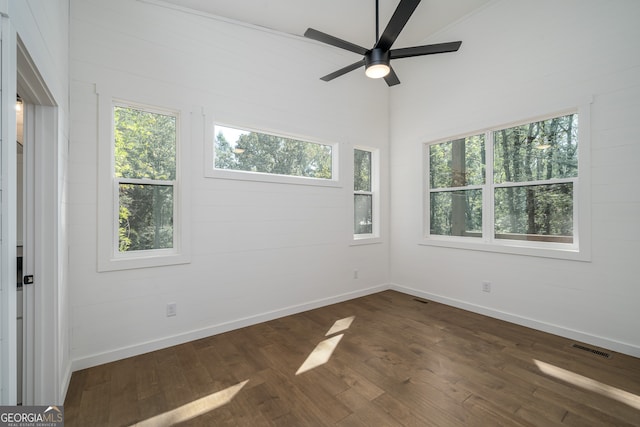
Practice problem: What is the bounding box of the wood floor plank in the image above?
[462,394,536,427]
[195,345,241,390]
[76,382,112,427]
[322,358,385,401]
[181,361,215,397]
[335,388,404,427]
[258,344,352,423]
[156,351,196,409]
[107,357,139,426]
[134,352,161,401]
[64,290,640,427]
[136,392,167,423]
[63,368,87,426]
[371,392,439,427]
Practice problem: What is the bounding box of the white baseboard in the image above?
[70,284,388,372]
[390,283,640,358]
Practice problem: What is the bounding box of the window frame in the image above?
[422,106,591,261]
[113,103,178,255]
[427,134,486,239]
[205,122,341,188]
[353,146,381,243]
[97,92,191,271]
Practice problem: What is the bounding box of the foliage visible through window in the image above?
[214,125,332,179]
[428,113,578,244]
[493,115,577,242]
[429,135,485,237]
[115,105,176,252]
[354,149,373,235]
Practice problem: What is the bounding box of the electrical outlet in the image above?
[166,302,177,317]
[482,281,491,293]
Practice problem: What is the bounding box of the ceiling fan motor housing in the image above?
[365,48,390,69]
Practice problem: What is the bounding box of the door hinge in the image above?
[23,275,34,285]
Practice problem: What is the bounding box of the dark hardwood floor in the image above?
[64,290,640,426]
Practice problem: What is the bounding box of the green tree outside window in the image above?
[114,105,176,252]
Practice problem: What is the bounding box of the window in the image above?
[208,124,338,186]
[429,134,485,238]
[354,147,379,240]
[98,95,190,271]
[425,112,586,259]
[115,105,177,253]
[493,116,577,243]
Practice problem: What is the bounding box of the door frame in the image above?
[0,12,18,405]
[17,36,60,404]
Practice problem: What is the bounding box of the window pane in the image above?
[214,125,333,179]
[354,194,373,234]
[354,149,371,192]
[114,106,176,180]
[119,184,174,252]
[430,190,482,237]
[494,114,578,184]
[494,183,573,243]
[429,135,485,189]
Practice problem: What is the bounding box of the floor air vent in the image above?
[571,343,611,359]
[413,298,429,304]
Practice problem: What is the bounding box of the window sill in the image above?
[351,236,383,246]
[419,237,590,262]
[205,168,341,188]
[98,251,190,272]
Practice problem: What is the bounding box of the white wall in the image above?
[389,0,640,356]
[69,0,390,368]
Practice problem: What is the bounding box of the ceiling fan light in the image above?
[365,48,391,79]
[365,63,390,79]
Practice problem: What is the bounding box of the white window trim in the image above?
[204,121,341,188]
[97,89,191,271]
[421,105,591,262]
[352,146,381,244]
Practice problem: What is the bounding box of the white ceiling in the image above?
[157,0,490,49]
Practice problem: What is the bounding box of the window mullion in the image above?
[424,143,431,238]
[117,177,175,186]
[430,185,484,193]
[484,130,494,244]
[493,177,576,188]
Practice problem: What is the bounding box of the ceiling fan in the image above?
[304,0,462,86]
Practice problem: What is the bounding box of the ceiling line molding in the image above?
[137,0,316,44]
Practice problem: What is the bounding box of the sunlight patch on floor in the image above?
[296,334,344,375]
[534,360,640,410]
[131,380,249,427]
[296,315,356,375]
[325,316,355,336]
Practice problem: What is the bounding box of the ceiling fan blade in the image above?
[390,41,462,59]
[375,0,421,51]
[304,28,369,56]
[320,59,366,82]
[384,67,401,87]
